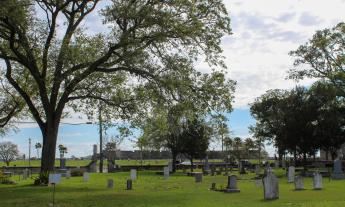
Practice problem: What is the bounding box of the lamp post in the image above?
[28,138,31,167]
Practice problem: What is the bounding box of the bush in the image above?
[33,172,49,186]
[71,169,84,177]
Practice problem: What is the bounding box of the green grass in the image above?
[1,169,345,207]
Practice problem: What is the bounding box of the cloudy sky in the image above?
[2,0,345,157]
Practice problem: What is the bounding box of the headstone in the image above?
[210,182,216,190]
[93,144,97,160]
[313,172,322,190]
[194,172,203,183]
[282,159,286,169]
[60,158,66,169]
[288,166,295,183]
[294,175,304,190]
[163,166,169,180]
[130,169,137,180]
[204,156,210,173]
[22,169,28,180]
[126,179,132,190]
[255,165,261,176]
[331,159,345,179]
[255,179,263,187]
[49,174,61,185]
[168,162,173,173]
[83,172,89,182]
[274,160,279,169]
[239,161,246,174]
[210,167,215,176]
[263,172,279,200]
[66,170,71,179]
[264,166,272,175]
[89,161,97,173]
[224,175,240,193]
[107,179,114,189]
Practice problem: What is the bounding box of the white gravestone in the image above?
[294,175,304,190]
[66,170,71,179]
[163,166,169,180]
[288,166,295,183]
[263,172,279,200]
[224,175,240,193]
[83,172,89,182]
[130,169,137,180]
[313,172,322,190]
[49,174,61,185]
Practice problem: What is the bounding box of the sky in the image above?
[1,0,345,157]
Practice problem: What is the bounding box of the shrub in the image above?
[71,169,84,177]
[33,172,49,186]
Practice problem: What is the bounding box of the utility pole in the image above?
[28,138,31,167]
[99,105,103,173]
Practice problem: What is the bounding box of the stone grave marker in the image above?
[130,169,137,180]
[282,159,286,168]
[210,182,216,190]
[331,159,345,179]
[66,170,71,179]
[288,166,295,183]
[107,179,114,189]
[83,172,89,182]
[263,172,279,200]
[194,172,203,183]
[255,165,261,176]
[126,179,132,190]
[60,158,66,169]
[294,175,304,190]
[313,172,322,190]
[224,175,240,193]
[163,166,169,180]
[168,162,173,173]
[274,160,279,169]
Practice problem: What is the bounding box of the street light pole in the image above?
[99,105,103,173]
[29,138,31,167]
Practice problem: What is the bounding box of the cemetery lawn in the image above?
[1,170,345,207]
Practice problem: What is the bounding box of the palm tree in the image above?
[233,137,243,161]
[35,142,42,159]
[58,144,68,159]
[244,138,255,159]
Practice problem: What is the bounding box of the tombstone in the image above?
[89,161,97,173]
[194,172,203,183]
[224,175,240,193]
[331,159,345,179]
[294,175,304,190]
[130,169,137,180]
[163,166,169,180]
[288,166,295,183]
[203,156,210,173]
[264,166,272,175]
[168,162,173,173]
[60,158,66,169]
[263,172,279,200]
[22,169,28,180]
[126,179,132,190]
[93,144,97,160]
[107,179,114,189]
[313,172,322,190]
[282,159,286,169]
[83,172,89,182]
[66,170,71,179]
[255,179,263,187]
[274,160,279,169]
[210,182,216,190]
[255,165,261,176]
[210,167,215,176]
[239,161,246,174]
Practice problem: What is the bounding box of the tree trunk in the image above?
[172,150,177,173]
[6,161,9,166]
[40,123,59,172]
[190,158,194,172]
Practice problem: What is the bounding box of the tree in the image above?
[58,144,67,159]
[244,137,254,159]
[181,118,211,172]
[232,137,243,161]
[211,114,230,155]
[0,0,231,173]
[35,142,41,159]
[0,141,19,166]
[289,22,345,96]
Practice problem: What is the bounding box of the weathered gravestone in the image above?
[255,165,261,176]
[203,156,210,174]
[331,159,345,179]
[313,172,322,190]
[163,166,169,180]
[282,159,286,169]
[66,170,71,179]
[274,160,279,169]
[294,175,304,190]
[130,169,137,180]
[263,172,279,200]
[60,158,66,169]
[168,162,173,173]
[195,172,203,183]
[107,179,114,189]
[126,179,132,190]
[224,175,240,193]
[288,166,295,183]
[210,182,216,190]
[22,169,29,180]
[239,161,246,174]
[83,172,89,182]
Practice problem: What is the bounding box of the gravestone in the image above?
[107,179,114,189]
[210,182,216,190]
[274,160,279,169]
[264,166,272,175]
[210,167,215,176]
[194,172,203,183]
[60,158,66,169]
[130,169,137,180]
[83,172,89,182]
[282,159,286,169]
[224,175,240,193]
[263,172,279,200]
[89,161,97,173]
[288,166,295,183]
[126,179,132,190]
[22,169,28,180]
[168,162,173,173]
[163,166,169,180]
[255,165,261,176]
[66,170,71,179]
[203,156,210,173]
[239,160,246,174]
[255,179,263,187]
[331,159,345,179]
[93,144,97,160]
[294,175,304,190]
[313,172,322,190]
